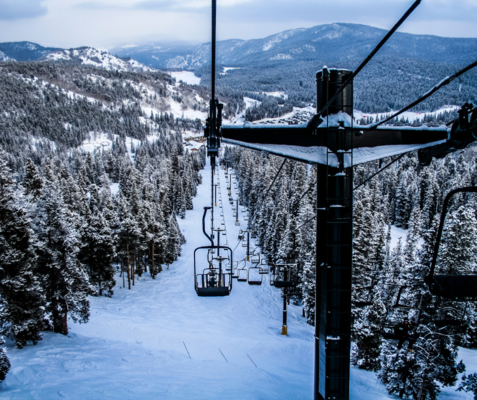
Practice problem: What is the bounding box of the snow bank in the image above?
[170,71,201,86]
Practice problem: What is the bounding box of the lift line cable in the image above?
[250,158,287,226]
[354,153,407,190]
[229,159,287,255]
[230,159,287,254]
[318,0,421,118]
[296,216,315,231]
[297,180,316,204]
[371,59,477,128]
[211,0,216,102]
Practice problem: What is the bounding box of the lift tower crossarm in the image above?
[221,123,453,166]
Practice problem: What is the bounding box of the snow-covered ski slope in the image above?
[2,159,475,399]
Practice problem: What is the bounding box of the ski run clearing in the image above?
[2,159,476,399]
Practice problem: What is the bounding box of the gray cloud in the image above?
[0,0,47,20]
[219,0,475,25]
[75,2,113,10]
[133,0,173,11]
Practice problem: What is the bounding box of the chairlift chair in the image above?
[251,254,260,264]
[248,266,263,285]
[194,207,233,296]
[392,286,421,310]
[272,265,297,288]
[235,221,240,226]
[251,233,257,239]
[195,248,233,296]
[426,187,477,301]
[259,265,269,275]
[242,242,248,248]
[237,267,248,282]
[232,262,240,279]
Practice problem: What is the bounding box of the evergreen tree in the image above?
[36,181,94,335]
[458,373,477,399]
[352,289,387,371]
[0,336,10,383]
[0,148,45,348]
[85,205,116,296]
[22,158,43,199]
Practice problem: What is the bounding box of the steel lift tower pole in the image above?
[315,68,353,400]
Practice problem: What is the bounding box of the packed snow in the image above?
[1,158,475,399]
[220,67,241,75]
[170,71,201,86]
[46,47,154,73]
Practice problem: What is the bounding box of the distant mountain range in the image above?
[1,25,476,114]
[111,23,477,69]
[2,24,476,72]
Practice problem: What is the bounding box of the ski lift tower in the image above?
[220,30,477,400]
[205,0,477,398]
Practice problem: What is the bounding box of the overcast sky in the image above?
[0,0,476,50]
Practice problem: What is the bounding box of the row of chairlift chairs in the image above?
[194,166,246,296]
[197,163,477,356]
[194,165,299,296]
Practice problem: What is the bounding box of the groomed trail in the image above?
[1,158,474,399]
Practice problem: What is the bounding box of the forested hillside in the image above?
[0,59,242,382]
[222,144,477,399]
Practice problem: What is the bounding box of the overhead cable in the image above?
[318,0,421,118]
[371,60,477,128]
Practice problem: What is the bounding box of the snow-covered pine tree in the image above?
[22,158,43,200]
[351,288,387,371]
[85,204,116,296]
[0,335,10,383]
[458,373,477,399]
[36,180,95,335]
[0,148,45,348]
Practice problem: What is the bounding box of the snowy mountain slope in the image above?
[0,51,14,62]
[0,41,62,61]
[2,158,475,399]
[45,47,155,72]
[112,23,477,69]
[0,41,157,73]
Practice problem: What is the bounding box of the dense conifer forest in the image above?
[0,60,215,382]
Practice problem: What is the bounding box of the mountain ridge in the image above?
[111,23,477,69]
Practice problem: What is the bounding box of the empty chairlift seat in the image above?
[194,244,233,297]
[248,267,263,285]
[271,265,297,288]
[251,255,260,264]
[237,268,248,282]
[428,275,477,300]
[426,187,477,301]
